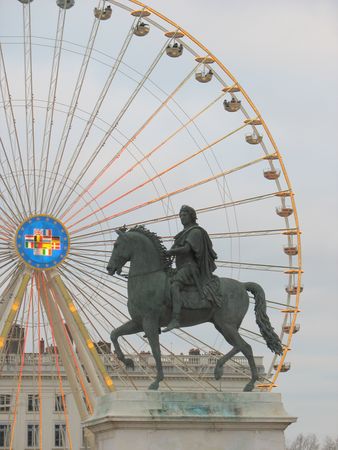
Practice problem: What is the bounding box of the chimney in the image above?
[39,338,45,354]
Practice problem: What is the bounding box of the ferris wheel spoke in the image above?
[0,258,20,274]
[45,190,290,244]
[41,275,97,418]
[59,267,129,327]
[160,227,298,242]
[53,32,198,221]
[61,259,128,306]
[55,275,141,390]
[44,21,139,217]
[61,264,129,309]
[60,61,201,222]
[0,216,15,237]
[216,260,299,273]
[69,247,112,254]
[0,0,302,400]
[63,113,246,228]
[62,275,128,333]
[38,273,74,446]
[67,253,109,271]
[172,329,264,382]
[21,2,37,213]
[70,153,269,235]
[160,341,220,391]
[37,8,67,213]
[63,262,237,390]
[0,173,26,223]
[0,48,31,217]
[0,199,20,230]
[45,15,139,216]
[42,4,106,216]
[239,327,266,345]
[50,34,172,219]
[60,271,172,390]
[0,262,19,289]
[7,279,33,450]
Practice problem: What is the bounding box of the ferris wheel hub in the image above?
[15,214,70,270]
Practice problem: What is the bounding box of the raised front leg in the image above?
[143,317,164,390]
[110,320,142,369]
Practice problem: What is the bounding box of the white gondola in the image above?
[166,42,183,58]
[195,69,213,83]
[245,133,262,144]
[264,169,280,180]
[134,22,150,36]
[223,98,241,112]
[56,0,75,9]
[283,246,298,256]
[283,324,300,333]
[273,362,291,372]
[276,206,293,217]
[94,6,112,20]
[285,285,303,295]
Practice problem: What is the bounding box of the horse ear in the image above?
[116,225,127,236]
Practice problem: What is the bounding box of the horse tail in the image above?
[244,282,283,355]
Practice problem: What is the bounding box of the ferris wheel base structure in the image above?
[85,391,296,450]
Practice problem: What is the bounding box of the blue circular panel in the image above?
[15,215,69,270]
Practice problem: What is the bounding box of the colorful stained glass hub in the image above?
[15,215,69,269]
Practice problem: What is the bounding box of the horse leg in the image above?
[213,321,259,392]
[143,317,163,390]
[110,320,142,369]
[214,347,239,380]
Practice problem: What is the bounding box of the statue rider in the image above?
[163,205,219,332]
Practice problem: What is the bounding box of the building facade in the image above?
[0,351,265,450]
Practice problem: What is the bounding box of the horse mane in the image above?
[128,225,172,271]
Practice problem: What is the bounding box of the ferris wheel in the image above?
[0,0,302,447]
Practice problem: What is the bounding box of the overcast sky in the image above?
[145,0,338,442]
[0,0,337,444]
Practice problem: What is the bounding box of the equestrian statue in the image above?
[107,205,282,391]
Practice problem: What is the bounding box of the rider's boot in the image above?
[162,313,180,332]
[163,285,182,332]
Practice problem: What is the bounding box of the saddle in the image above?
[168,272,222,310]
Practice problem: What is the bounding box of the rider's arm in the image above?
[167,242,191,256]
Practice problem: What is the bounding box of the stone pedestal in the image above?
[85,391,296,450]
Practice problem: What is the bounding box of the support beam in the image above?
[39,275,91,421]
[0,268,31,349]
[47,270,115,395]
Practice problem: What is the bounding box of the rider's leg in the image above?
[163,281,182,332]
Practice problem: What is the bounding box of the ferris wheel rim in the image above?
[0,0,303,416]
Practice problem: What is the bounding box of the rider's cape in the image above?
[173,225,222,308]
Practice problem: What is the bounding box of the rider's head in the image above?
[179,205,197,224]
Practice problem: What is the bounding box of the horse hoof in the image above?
[243,382,254,392]
[124,358,134,370]
[214,366,223,380]
[148,381,159,390]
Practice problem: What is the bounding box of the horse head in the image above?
[106,228,131,276]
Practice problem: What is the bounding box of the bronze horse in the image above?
[107,226,282,391]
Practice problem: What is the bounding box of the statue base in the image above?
[84,391,296,450]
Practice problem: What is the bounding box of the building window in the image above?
[0,395,11,412]
[55,394,65,412]
[54,424,66,447]
[27,394,39,412]
[0,424,11,448]
[27,424,39,448]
